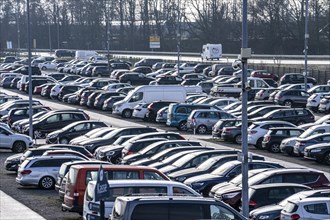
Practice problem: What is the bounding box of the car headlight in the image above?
[221,192,240,199]
[310,149,322,153]
[192,182,205,187]
[176,176,187,182]
[258,215,270,219]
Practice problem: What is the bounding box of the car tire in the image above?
[268,142,280,153]
[122,109,132,118]
[255,138,263,149]
[12,141,26,153]
[197,125,207,134]
[59,138,69,144]
[284,100,293,107]
[322,152,330,165]
[234,134,242,144]
[177,121,187,131]
[41,66,47,70]
[39,176,55,189]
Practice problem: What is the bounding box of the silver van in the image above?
[83,180,201,220]
[187,109,235,134]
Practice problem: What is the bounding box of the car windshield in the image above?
[299,127,322,139]
[245,173,269,186]
[164,152,192,165]
[211,162,237,175]
[197,157,218,170]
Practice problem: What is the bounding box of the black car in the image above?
[304,143,330,164]
[249,189,330,220]
[134,58,163,67]
[10,77,21,89]
[94,92,125,109]
[194,64,211,73]
[121,140,202,165]
[168,154,264,183]
[145,101,177,122]
[221,121,255,144]
[22,110,89,138]
[10,65,41,75]
[155,76,182,85]
[279,73,317,85]
[159,150,239,176]
[86,90,106,108]
[181,79,201,86]
[80,127,158,153]
[254,108,315,126]
[246,183,311,211]
[0,76,16,88]
[6,105,50,126]
[212,119,241,138]
[184,160,283,196]
[130,66,153,74]
[46,120,108,144]
[217,66,236,76]
[262,127,304,153]
[102,96,125,112]
[119,72,154,85]
[58,85,82,101]
[248,105,288,119]
[78,88,98,106]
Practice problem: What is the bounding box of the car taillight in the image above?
[223,128,232,133]
[263,135,271,142]
[291,214,300,220]
[249,200,257,207]
[249,130,257,134]
[127,151,134,155]
[21,170,32,175]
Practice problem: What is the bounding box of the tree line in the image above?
[0,0,329,55]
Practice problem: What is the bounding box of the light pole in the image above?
[176,0,181,76]
[304,0,309,91]
[48,16,52,54]
[27,0,33,138]
[16,0,20,58]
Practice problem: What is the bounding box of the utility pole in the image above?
[27,0,33,138]
[16,0,20,58]
[241,0,252,218]
[304,0,309,91]
[176,0,181,76]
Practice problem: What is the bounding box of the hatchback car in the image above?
[279,73,317,85]
[16,155,85,189]
[304,143,330,165]
[187,109,235,134]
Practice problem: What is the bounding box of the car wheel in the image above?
[234,134,242,144]
[323,152,330,165]
[284,100,293,107]
[41,66,47,70]
[122,109,132,118]
[59,138,69,144]
[12,141,26,153]
[255,138,263,149]
[268,143,280,153]
[197,125,207,134]
[178,121,187,131]
[39,176,55,189]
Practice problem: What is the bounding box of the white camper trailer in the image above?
[201,44,222,61]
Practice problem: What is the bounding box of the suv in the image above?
[262,127,304,153]
[145,101,177,122]
[279,73,317,85]
[0,126,33,153]
[187,109,235,134]
[16,155,85,189]
[247,120,296,149]
[166,103,221,131]
[110,196,245,220]
[275,89,310,107]
[22,110,89,138]
[6,105,50,126]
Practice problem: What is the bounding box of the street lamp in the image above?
[27,0,33,138]
[303,0,309,91]
[16,0,21,58]
[176,0,181,76]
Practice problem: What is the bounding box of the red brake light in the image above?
[264,135,271,142]
[291,214,300,220]
[21,170,32,175]
[127,151,134,155]
[249,200,257,206]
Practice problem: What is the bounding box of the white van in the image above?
[83,180,200,220]
[201,44,222,61]
[75,50,99,61]
[112,85,188,118]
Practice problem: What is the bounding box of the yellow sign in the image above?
[150,36,160,42]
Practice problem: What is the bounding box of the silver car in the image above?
[16,155,85,189]
[187,109,235,134]
[0,125,33,153]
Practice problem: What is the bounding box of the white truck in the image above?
[75,50,98,61]
[210,77,273,98]
[112,85,202,118]
[201,44,222,61]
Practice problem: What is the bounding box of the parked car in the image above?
[275,89,310,107]
[186,109,235,134]
[145,101,176,122]
[293,133,330,156]
[46,120,108,144]
[318,95,330,113]
[69,127,115,145]
[102,96,125,112]
[119,72,154,85]
[255,88,279,100]
[304,143,330,165]
[6,105,50,126]
[212,119,241,138]
[247,120,296,149]
[16,155,86,189]
[155,106,169,123]
[279,73,317,85]
[281,197,330,220]
[247,105,288,119]
[307,92,330,112]
[250,189,330,220]
[0,125,33,153]
[184,160,283,196]
[221,120,255,144]
[251,70,279,81]
[94,92,125,109]
[262,127,304,153]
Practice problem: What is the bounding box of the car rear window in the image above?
[283,202,298,213]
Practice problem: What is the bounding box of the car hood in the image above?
[281,137,298,145]
[184,173,221,185]
[159,165,176,174]
[216,185,242,195]
[168,167,201,178]
[6,153,24,161]
[249,204,282,217]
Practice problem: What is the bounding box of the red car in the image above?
[251,70,279,81]
[214,168,330,210]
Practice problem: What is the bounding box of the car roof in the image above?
[260,168,322,176]
[250,183,311,190]
[269,127,304,131]
[289,197,330,205]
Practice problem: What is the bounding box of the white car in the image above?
[281,197,330,220]
[306,92,330,112]
[247,120,296,148]
[102,83,131,92]
[0,126,33,153]
[50,84,63,99]
[318,96,330,113]
[38,61,57,70]
[132,103,149,119]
